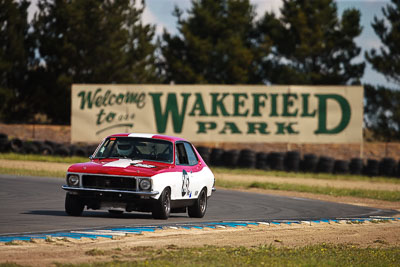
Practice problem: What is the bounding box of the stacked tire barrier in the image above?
[0,133,96,157]
[194,145,400,178]
[1,132,400,178]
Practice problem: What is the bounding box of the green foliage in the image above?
[363,1,400,141]
[364,84,400,141]
[28,0,159,124]
[258,0,365,85]
[365,0,400,85]
[0,0,31,122]
[161,0,263,84]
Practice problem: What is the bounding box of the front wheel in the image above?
[152,188,171,219]
[65,193,84,216]
[188,188,207,218]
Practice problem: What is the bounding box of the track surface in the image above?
[0,175,396,235]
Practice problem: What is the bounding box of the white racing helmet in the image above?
[116,140,133,157]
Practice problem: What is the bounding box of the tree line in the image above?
[0,0,399,141]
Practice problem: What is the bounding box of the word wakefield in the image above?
[71,85,363,144]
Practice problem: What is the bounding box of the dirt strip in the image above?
[0,221,399,266]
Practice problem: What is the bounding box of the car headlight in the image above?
[67,174,80,187]
[139,179,151,191]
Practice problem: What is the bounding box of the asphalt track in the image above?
[0,174,397,236]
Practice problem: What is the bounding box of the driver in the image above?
[116,140,134,157]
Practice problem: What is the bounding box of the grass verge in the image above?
[0,153,88,164]
[0,167,65,178]
[45,244,400,266]
[216,180,400,202]
[213,167,400,184]
[1,153,400,184]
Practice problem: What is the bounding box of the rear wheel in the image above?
[152,188,171,219]
[65,193,84,216]
[188,188,207,218]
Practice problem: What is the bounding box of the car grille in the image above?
[82,175,136,191]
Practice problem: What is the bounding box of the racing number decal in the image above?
[182,169,191,197]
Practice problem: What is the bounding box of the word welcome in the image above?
[77,88,146,110]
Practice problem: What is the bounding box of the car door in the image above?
[174,142,202,200]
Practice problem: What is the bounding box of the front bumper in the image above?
[62,185,159,196]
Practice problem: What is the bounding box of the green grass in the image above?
[85,249,106,256]
[0,153,88,164]
[216,179,400,202]
[0,167,65,178]
[213,167,400,184]
[18,244,399,267]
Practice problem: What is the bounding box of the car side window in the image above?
[175,143,188,165]
[183,142,198,166]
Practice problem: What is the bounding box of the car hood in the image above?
[67,159,173,177]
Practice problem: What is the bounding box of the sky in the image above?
[28,0,397,88]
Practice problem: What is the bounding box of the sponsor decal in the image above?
[181,169,191,197]
[133,163,156,168]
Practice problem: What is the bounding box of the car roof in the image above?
[108,133,188,142]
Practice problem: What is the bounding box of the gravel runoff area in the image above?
[0,221,399,266]
[0,159,399,266]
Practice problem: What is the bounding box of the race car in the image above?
[62,133,215,219]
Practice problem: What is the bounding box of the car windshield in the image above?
[94,137,173,163]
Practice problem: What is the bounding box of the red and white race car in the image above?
[62,133,215,219]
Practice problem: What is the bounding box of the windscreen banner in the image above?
[71,85,363,144]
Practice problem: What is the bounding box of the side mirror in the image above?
[89,155,93,160]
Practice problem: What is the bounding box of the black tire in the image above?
[10,138,23,153]
[379,157,396,177]
[70,145,87,157]
[108,210,124,216]
[284,151,300,172]
[0,133,8,140]
[333,160,349,174]
[349,158,363,175]
[85,145,99,157]
[363,159,379,176]
[0,133,9,152]
[22,141,40,154]
[44,140,58,149]
[222,150,240,167]
[256,152,268,169]
[152,188,171,219]
[0,140,10,152]
[316,156,334,173]
[188,188,207,218]
[238,149,256,169]
[210,148,224,166]
[301,153,318,172]
[54,145,70,157]
[268,152,284,171]
[40,144,54,155]
[196,146,210,165]
[65,193,84,216]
